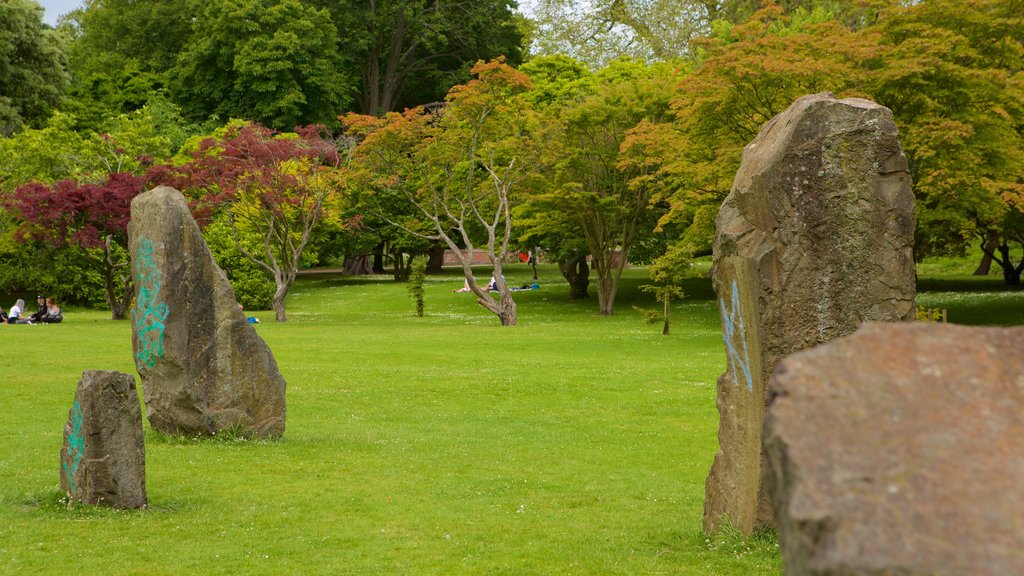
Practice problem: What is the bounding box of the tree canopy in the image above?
[0,0,69,135]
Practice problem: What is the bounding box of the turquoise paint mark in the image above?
[133,237,169,369]
[62,400,85,493]
[719,279,754,392]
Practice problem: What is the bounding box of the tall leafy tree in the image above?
[0,0,69,135]
[331,0,525,115]
[171,0,351,130]
[866,0,1024,282]
[172,122,348,321]
[59,0,193,129]
[624,3,874,257]
[516,55,598,299]
[524,60,678,315]
[347,60,537,326]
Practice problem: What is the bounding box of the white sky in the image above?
[36,0,83,26]
[35,0,534,27]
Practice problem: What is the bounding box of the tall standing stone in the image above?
[129,186,286,438]
[703,93,916,534]
[765,323,1024,576]
[60,370,147,509]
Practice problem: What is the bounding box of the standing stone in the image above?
[129,186,286,438]
[704,93,916,534]
[60,370,147,508]
[765,323,1024,576]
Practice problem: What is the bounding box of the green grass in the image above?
[0,264,779,576]
[2,254,1019,575]
[915,249,1024,326]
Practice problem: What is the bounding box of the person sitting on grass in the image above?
[29,295,47,323]
[41,297,63,323]
[0,306,7,324]
[9,299,30,324]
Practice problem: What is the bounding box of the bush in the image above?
[203,217,275,310]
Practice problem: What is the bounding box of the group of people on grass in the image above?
[1,295,63,324]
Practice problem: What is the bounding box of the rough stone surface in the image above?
[129,186,286,438]
[765,322,1024,576]
[704,93,916,534]
[60,370,147,508]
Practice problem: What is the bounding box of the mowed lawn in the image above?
[0,265,780,576]
[2,260,1019,575]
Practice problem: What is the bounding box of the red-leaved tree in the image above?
[6,172,148,319]
[176,122,347,322]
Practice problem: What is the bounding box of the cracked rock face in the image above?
[766,323,1024,576]
[703,93,916,535]
[60,370,147,509]
[128,186,286,439]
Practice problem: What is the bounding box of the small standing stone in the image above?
[704,93,916,534]
[59,370,147,509]
[765,323,1024,576]
[128,186,286,438]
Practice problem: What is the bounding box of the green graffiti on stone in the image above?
[62,400,84,493]
[133,237,169,369]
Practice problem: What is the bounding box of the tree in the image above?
[347,60,537,326]
[623,3,874,256]
[171,0,351,130]
[0,0,69,135]
[525,60,678,315]
[6,172,146,319]
[175,122,347,321]
[332,0,525,115]
[0,103,190,310]
[514,55,598,299]
[865,0,1024,283]
[638,241,693,335]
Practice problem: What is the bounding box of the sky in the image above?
[36,0,535,26]
[36,0,83,26]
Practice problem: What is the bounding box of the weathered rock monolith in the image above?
[60,370,147,508]
[128,186,286,438]
[765,322,1024,576]
[704,93,916,534]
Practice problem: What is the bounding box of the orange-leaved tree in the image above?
[346,59,539,326]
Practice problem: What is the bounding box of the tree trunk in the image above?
[343,255,373,275]
[997,244,1021,285]
[372,243,385,274]
[272,283,289,322]
[597,274,614,315]
[426,244,444,274]
[102,239,131,320]
[662,295,670,336]
[478,291,517,326]
[392,250,410,281]
[559,252,590,300]
[974,231,998,275]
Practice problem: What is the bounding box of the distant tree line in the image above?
[0,0,1021,325]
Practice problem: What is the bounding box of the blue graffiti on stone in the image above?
[719,279,754,392]
[63,400,85,493]
[133,237,169,369]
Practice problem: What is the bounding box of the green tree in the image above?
[0,0,69,135]
[171,0,351,130]
[866,0,1024,283]
[624,3,873,255]
[524,60,679,315]
[638,241,693,335]
[515,55,597,299]
[332,0,524,115]
[173,122,350,321]
[347,60,537,326]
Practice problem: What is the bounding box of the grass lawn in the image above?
[0,264,779,576]
[1,256,1019,575]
